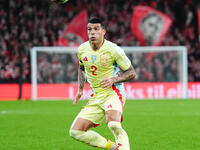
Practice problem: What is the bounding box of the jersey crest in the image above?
[100,54,108,67]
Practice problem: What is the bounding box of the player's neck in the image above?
[90,39,105,51]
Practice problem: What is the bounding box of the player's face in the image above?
[87,23,106,44]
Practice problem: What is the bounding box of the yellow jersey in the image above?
[77,40,131,96]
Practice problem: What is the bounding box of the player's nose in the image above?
[90,31,95,35]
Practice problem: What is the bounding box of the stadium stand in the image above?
[0,0,199,83]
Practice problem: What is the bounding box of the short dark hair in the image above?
[88,18,106,29]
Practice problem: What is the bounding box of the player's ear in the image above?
[103,29,106,36]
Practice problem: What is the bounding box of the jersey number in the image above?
[91,65,97,76]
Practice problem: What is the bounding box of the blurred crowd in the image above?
[37,52,77,83]
[0,0,200,83]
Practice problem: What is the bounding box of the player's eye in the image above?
[94,27,99,31]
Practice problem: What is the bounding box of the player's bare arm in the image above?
[100,65,136,89]
[113,65,136,83]
[74,65,85,105]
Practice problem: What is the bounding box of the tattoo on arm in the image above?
[78,65,85,91]
[113,65,136,83]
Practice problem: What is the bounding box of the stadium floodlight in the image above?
[30,46,187,100]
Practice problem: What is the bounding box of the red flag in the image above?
[198,10,200,41]
[131,6,172,46]
[58,10,88,46]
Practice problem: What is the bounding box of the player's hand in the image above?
[100,78,114,89]
[73,91,83,105]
